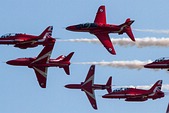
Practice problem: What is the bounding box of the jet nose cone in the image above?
[144,64,151,68]
[66,26,76,31]
[109,49,116,55]
[64,84,70,88]
[102,94,108,98]
[102,95,106,98]
[6,60,13,65]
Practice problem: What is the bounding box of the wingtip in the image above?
[132,38,136,42]
[99,5,105,8]
[70,52,75,56]
[40,84,46,88]
[90,65,95,68]
[107,47,116,55]
[110,51,116,55]
[92,104,98,110]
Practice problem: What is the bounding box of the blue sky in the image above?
[0,0,169,113]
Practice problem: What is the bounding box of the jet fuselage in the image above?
[65,83,111,90]
[6,58,70,68]
[102,88,164,101]
[0,26,53,49]
[66,21,134,35]
[144,57,169,69]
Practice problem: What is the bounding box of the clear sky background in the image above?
[0,0,169,113]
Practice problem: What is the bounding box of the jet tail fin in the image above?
[149,80,162,93]
[106,76,112,93]
[39,26,53,39]
[119,18,135,42]
[125,18,135,41]
[61,52,74,75]
[63,52,74,62]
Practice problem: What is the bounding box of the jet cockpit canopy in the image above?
[113,88,129,92]
[76,23,98,29]
[154,57,169,62]
[1,33,22,38]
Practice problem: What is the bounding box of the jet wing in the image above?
[94,5,106,24]
[126,91,150,97]
[95,33,116,55]
[33,66,48,88]
[31,43,54,88]
[83,65,95,87]
[125,93,149,101]
[125,96,148,101]
[83,88,97,110]
[31,43,54,64]
[81,65,97,109]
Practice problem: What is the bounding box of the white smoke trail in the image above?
[58,37,169,48]
[73,60,152,70]
[134,29,169,34]
[116,84,169,91]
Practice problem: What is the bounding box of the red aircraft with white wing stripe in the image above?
[66,5,135,55]
[102,80,164,102]
[65,65,112,110]
[6,42,74,88]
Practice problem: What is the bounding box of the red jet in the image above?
[6,42,74,88]
[144,57,169,70]
[0,26,53,49]
[102,80,164,102]
[65,65,112,110]
[66,5,135,55]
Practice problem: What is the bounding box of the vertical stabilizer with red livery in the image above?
[149,80,162,94]
[57,52,74,75]
[119,18,135,41]
[39,26,53,39]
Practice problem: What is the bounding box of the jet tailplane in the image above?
[60,52,74,75]
[119,18,135,42]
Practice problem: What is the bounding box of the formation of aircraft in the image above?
[102,80,164,101]
[0,5,166,111]
[65,65,112,110]
[6,41,74,88]
[0,26,54,49]
[66,5,135,55]
[144,57,169,70]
